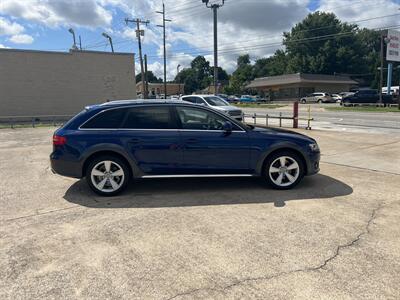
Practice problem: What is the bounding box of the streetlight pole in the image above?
[202,0,225,95]
[102,33,114,53]
[177,64,181,95]
[68,28,78,50]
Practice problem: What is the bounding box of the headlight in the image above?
[309,143,320,152]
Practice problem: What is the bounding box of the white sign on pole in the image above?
[386,29,400,62]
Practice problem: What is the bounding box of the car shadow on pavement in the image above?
[63,174,353,208]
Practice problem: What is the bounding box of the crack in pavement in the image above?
[165,203,384,300]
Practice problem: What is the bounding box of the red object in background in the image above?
[293,101,299,128]
[53,135,67,146]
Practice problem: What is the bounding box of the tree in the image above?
[136,71,162,83]
[174,56,229,93]
[252,50,288,78]
[283,12,363,75]
[225,54,254,94]
[175,68,198,94]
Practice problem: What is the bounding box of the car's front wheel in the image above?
[86,155,130,196]
[263,151,304,189]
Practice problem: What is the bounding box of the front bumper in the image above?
[306,151,320,175]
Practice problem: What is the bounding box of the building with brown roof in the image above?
[246,73,358,101]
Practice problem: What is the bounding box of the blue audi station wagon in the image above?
[51,100,320,196]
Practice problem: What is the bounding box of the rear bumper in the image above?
[50,153,82,178]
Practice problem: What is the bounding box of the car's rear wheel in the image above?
[300,99,306,104]
[263,151,304,190]
[317,99,322,104]
[86,155,130,196]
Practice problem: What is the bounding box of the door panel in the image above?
[120,106,183,175]
[175,106,250,174]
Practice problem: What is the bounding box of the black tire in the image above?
[262,150,305,190]
[317,99,323,104]
[300,99,306,104]
[85,155,130,196]
[343,100,350,107]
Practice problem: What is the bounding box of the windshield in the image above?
[203,96,229,106]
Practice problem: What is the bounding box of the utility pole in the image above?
[79,35,82,50]
[125,18,149,99]
[157,3,172,98]
[102,33,114,53]
[202,0,225,95]
[144,54,149,99]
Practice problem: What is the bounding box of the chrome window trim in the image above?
[78,128,247,133]
[78,103,247,132]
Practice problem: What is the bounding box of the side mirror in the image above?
[223,121,233,134]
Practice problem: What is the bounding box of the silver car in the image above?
[181,95,243,121]
[300,92,334,104]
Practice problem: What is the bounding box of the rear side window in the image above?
[122,106,175,129]
[81,108,126,129]
[182,97,196,104]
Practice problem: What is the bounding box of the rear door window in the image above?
[122,106,177,129]
[182,97,196,104]
[81,108,126,129]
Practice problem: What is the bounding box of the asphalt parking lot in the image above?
[1,127,400,299]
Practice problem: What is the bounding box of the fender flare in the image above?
[255,142,308,176]
[79,143,144,178]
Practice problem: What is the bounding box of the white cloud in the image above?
[8,34,34,44]
[0,0,112,28]
[0,16,24,35]
[0,43,10,48]
[317,0,400,29]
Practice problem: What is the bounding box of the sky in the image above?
[1,0,400,79]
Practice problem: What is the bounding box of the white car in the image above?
[181,95,243,121]
[331,94,342,102]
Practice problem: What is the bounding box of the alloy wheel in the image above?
[90,160,125,193]
[268,156,300,187]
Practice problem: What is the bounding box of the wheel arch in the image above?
[256,145,308,176]
[80,145,143,178]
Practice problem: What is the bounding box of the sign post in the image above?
[386,30,400,100]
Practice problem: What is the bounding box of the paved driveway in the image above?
[0,128,399,299]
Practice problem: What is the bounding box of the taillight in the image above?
[53,135,67,146]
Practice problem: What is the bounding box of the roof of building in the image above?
[0,48,134,56]
[246,73,358,89]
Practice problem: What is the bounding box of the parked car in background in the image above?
[339,92,354,98]
[216,94,229,102]
[228,95,240,103]
[341,89,393,106]
[331,94,342,103]
[240,95,256,102]
[300,92,334,104]
[181,95,243,121]
[51,100,320,196]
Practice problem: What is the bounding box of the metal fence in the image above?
[0,115,74,129]
[243,113,313,130]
